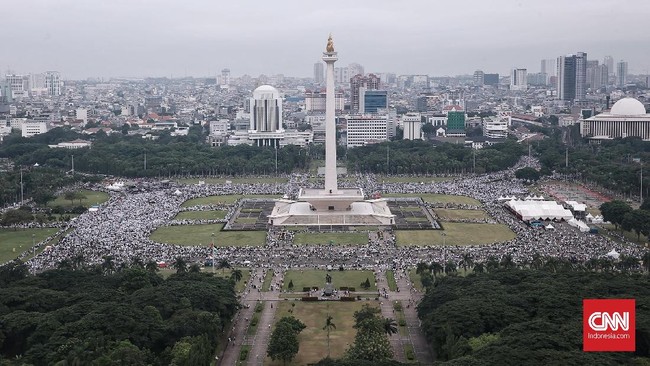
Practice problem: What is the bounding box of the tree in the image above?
[230,269,243,283]
[267,316,305,365]
[101,255,116,275]
[173,257,188,274]
[416,262,429,275]
[346,317,393,361]
[429,262,443,277]
[640,198,650,211]
[382,318,398,336]
[360,278,371,290]
[0,209,34,229]
[514,167,541,182]
[145,260,159,273]
[323,314,336,358]
[600,200,632,230]
[32,190,55,206]
[460,253,473,272]
[288,279,294,291]
[622,209,650,241]
[218,259,230,274]
[64,191,77,205]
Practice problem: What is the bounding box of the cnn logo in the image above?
[583,299,635,352]
[588,312,629,331]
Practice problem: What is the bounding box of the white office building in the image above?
[249,85,284,147]
[210,119,230,135]
[510,68,527,91]
[45,71,61,96]
[22,121,49,137]
[346,114,388,148]
[402,112,422,140]
[483,116,509,139]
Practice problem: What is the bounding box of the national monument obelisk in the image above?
[323,34,338,194]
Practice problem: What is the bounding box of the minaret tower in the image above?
[323,34,338,194]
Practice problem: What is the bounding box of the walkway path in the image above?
[395,270,434,364]
[247,270,283,365]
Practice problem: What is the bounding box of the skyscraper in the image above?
[473,70,484,86]
[350,74,380,112]
[45,71,61,96]
[557,52,587,102]
[220,68,230,87]
[510,68,527,91]
[348,63,364,78]
[604,56,614,76]
[616,61,628,87]
[313,62,324,84]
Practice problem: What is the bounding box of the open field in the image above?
[0,228,60,264]
[173,210,227,220]
[377,176,454,183]
[149,224,266,246]
[266,301,375,365]
[283,269,376,291]
[434,208,490,220]
[384,193,481,206]
[181,194,280,207]
[293,232,368,245]
[408,269,424,291]
[396,222,515,246]
[49,190,110,208]
[386,270,397,291]
[262,270,275,292]
[175,177,287,184]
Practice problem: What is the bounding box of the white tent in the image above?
[565,200,587,212]
[567,218,590,232]
[606,249,620,260]
[506,200,574,221]
[545,224,555,230]
[173,189,182,196]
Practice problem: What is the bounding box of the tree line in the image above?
[0,258,239,366]
[415,265,650,365]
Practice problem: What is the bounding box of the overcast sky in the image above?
[3,0,649,79]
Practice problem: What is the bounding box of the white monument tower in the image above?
[268,35,394,226]
[323,35,338,194]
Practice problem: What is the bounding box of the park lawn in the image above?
[377,176,453,183]
[600,224,648,245]
[0,227,60,264]
[386,270,397,291]
[408,268,424,292]
[283,269,376,291]
[293,232,368,245]
[48,190,109,208]
[262,270,275,292]
[384,193,481,206]
[175,177,287,184]
[434,208,490,220]
[266,301,375,366]
[173,210,227,220]
[149,224,266,247]
[181,194,280,207]
[396,222,515,246]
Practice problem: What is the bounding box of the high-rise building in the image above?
[350,74,380,112]
[586,60,599,89]
[359,90,388,114]
[220,68,230,87]
[604,56,614,76]
[304,90,344,112]
[527,73,547,86]
[616,61,628,87]
[5,74,27,99]
[483,73,499,86]
[348,63,364,78]
[510,68,527,91]
[249,85,282,133]
[446,111,466,136]
[313,62,324,84]
[557,52,587,102]
[402,112,422,140]
[45,71,61,96]
[345,114,388,148]
[473,70,484,86]
[541,59,556,76]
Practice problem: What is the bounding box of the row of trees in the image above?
[416,268,650,365]
[600,199,650,240]
[0,259,239,366]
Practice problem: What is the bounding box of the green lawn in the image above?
[434,209,490,220]
[386,270,397,291]
[266,301,376,365]
[181,194,280,207]
[175,177,287,184]
[293,232,368,245]
[377,176,453,183]
[408,269,424,292]
[384,193,481,205]
[0,228,60,264]
[262,270,275,292]
[283,269,376,291]
[149,224,266,246]
[49,190,109,208]
[173,210,227,220]
[396,222,515,246]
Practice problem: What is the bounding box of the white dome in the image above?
[252,85,280,100]
[610,98,647,116]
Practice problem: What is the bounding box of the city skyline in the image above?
[2,0,650,79]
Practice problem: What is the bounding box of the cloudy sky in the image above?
[3,0,649,79]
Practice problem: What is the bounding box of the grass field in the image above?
[377,176,454,183]
[49,190,110,208]
[175,177,288,184]
[384,193,481,205]
[293,232,368,245]
[262,270,275,292]
[283,269,376,291]
[149,224,266,246]
[266,301,375,365]
[600,224,649,245]
[0,228,60,264]
[181,194,280,207]
[396,222,515,246]
[386,270,397,291]
[434,209,490,220]
[408,269,424,292]
[173,210,227,220]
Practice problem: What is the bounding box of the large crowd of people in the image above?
[17,156,648,273]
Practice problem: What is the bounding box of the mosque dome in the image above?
[610,97,647,116]
[252,85,280,100]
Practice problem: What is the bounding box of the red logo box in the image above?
[583,299,635,352]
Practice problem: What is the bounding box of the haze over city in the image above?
[3,0,650,79]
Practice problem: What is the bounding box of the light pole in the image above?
[32,233,35,258]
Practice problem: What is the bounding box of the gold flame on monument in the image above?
[326,34,334,53]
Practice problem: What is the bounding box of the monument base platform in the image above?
[268,197,395,226]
